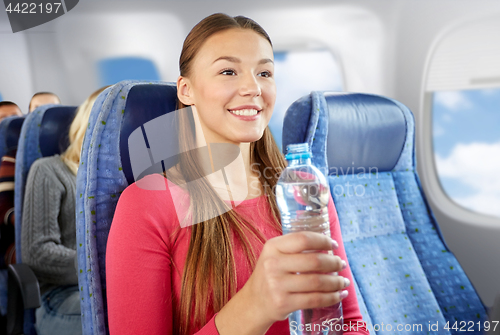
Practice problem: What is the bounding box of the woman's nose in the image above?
[239,74,261,97]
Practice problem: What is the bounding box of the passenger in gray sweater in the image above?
[21,86,108,335]
[22,155,78,295]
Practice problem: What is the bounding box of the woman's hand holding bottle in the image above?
[215,231,350,335]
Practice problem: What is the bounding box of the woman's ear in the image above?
[177,76,195,106]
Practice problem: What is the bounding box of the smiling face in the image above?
[177,28,276,145]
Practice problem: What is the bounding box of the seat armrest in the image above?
[7,264,41,335]
[7,264,41,309]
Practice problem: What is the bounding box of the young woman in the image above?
[21,86,107,335]
[106,13,369,335]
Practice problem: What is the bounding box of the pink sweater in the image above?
[106,174,369,334]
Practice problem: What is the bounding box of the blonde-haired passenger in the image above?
[61,90,103,175]
[21,86,108,335]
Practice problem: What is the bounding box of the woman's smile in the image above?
[228,104,262,119]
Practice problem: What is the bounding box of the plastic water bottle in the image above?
[275,143,343,335]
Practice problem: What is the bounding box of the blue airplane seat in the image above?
[282,92,487,334]
[76,80,177,335]
[0,116,25,160]
[5,117,25,153]
[14,105,77,263]
[0,116,13,160]
[9,104,77,335]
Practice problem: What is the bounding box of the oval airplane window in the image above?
[426,16,500,220]
[270,50,343,150]
[433,88,500,219]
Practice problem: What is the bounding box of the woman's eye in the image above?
[259,71,272,78]
[220,69,236,75]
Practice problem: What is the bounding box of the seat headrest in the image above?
[39,106,78,157]
[283,92,415,175]
[324,93,407,174]
[120,83,178,185]
[5,116,25,151]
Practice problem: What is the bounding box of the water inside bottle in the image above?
[276,175,343,334]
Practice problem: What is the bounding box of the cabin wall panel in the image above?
[0,19,33,113]
[25,31,72,106]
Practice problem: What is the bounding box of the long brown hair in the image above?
[174,13,286,334]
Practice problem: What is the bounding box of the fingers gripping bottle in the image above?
[275,143,343,335]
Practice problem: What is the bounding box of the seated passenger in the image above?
[0,102,22,268]
[21,86,107,335]
[0,101,22,120]
[106,14,369,335]
[28,92,61,113]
